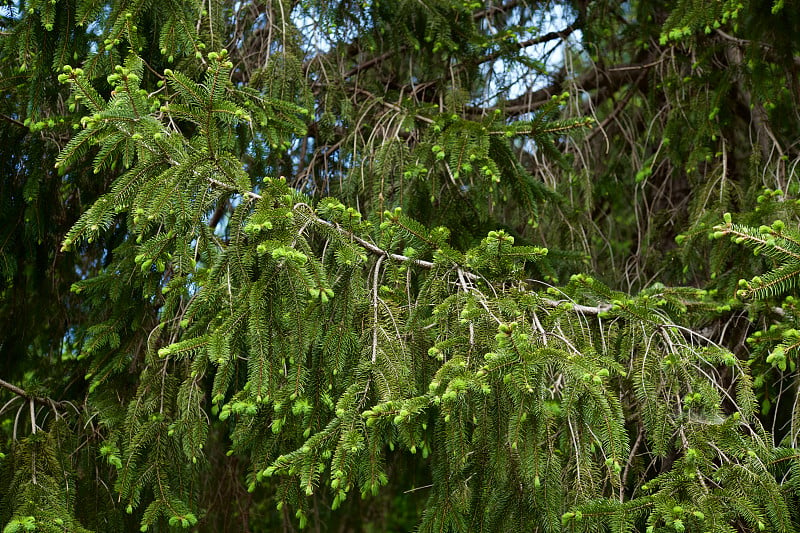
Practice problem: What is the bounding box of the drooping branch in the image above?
[205,170,620,315]
[584,68,648,143]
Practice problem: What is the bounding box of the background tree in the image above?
[2,0,800,531]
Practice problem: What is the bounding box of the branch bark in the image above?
[0,377,68,410]
[1,113,26,128]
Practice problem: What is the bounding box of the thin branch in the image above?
[1,113,26,128]
[477,24,577,66]
[0,377,28,398]
[715,29,800,68]
[585,68,648,144]
[0,377,69,410]
[343,50,395,80]
[467,54,663,118]
[29,398,36,435]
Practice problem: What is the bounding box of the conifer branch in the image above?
[0,377,68,411]
[12,0,800,529]
[205,172,621,317]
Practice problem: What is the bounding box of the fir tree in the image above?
[2,0,800,531]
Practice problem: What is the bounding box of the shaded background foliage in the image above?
[2,0,800,531]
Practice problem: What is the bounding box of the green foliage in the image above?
[4,0,800,531]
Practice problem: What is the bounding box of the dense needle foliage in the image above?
[3,0,800,531]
